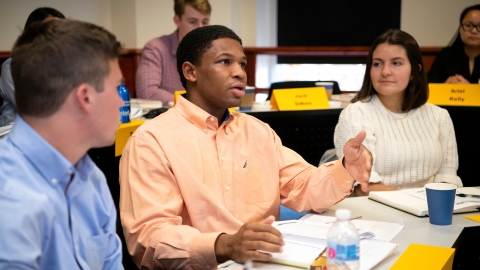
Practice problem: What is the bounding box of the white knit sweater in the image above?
[334,94,462,189]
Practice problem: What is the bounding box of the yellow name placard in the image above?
[428,83,480,106]
[270,87,330,111]
[174,90,187,105]
[115,119,145,156]
[391,243,455,270]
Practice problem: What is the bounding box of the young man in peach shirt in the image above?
[120,25,372,269]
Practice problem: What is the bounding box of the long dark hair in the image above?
[449,4,480,48]
[352,29,428,112]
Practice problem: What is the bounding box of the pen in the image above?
[456,193,480,199]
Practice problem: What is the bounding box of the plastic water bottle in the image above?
[327,209,360,270]
[118,84,130,123]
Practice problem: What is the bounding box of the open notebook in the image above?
[369,187,480,217]
[270,216,402,269]
[270,239,397,270]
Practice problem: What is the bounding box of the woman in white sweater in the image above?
[334,29,462,196]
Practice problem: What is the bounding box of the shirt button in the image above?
[67,170,73,174]
[221,157,225,161]
[226,186,230,191]
[209,117,215,122]
[51,178,58,185]
[203,128,207,133]
[75,245,79,252]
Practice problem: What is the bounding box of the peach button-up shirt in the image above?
[119,96,355,269]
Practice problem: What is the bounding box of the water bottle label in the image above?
[327,242,359,261]
[120,107,130,116]
[120,105,130,123]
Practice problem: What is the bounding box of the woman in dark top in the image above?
[428,4,480,84]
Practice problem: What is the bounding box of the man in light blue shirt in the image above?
[0,19,125,269]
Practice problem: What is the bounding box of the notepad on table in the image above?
[269,237,397,270]
[369,187,480,217]
[270,218,400,269]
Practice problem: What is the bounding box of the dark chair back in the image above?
[267,80,342,100]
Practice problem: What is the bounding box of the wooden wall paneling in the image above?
[1,47,442,97]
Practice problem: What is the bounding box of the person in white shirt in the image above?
[334,29,463,196]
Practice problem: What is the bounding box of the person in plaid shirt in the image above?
[135,0,211,104]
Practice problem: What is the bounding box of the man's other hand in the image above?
[214,215,285,263]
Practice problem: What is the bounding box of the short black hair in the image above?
[24,7,65,30]
[353,29,428,112]
[176,25,242,89]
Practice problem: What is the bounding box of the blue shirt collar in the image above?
[9,116,76,191]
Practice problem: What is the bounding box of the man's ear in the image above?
[183,62,197,83]
[74,83,95,114]
[173,15,181,28]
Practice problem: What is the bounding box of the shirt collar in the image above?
[9,116,76,190]
[174,95,235,132]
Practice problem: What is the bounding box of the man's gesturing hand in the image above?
[343,130,373,192]
[214,215,285,263]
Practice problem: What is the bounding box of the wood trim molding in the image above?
[1,47,443,96]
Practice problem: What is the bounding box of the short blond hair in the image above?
[174,0,211,17]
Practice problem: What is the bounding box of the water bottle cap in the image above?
[335,209,351,220]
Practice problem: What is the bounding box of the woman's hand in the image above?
[445,74,469,84]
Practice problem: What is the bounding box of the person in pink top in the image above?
[135,0,211,104]
[120,25,373,269]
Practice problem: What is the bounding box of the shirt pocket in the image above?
[84,233,109,270]
[236,156,276,204]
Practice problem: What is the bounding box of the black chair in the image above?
[266,80,342,100]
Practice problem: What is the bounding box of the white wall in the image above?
[111,0,137,48]
[133,0,236,48]
[0,0,479,50]
[0,0,111,50]
[401,0,479,46]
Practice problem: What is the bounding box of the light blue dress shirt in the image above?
[0,58,17,127]
[0,117,123,269]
